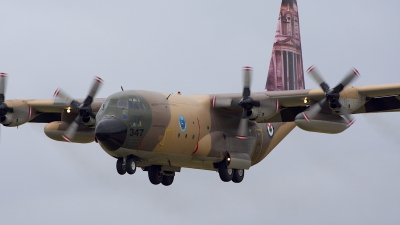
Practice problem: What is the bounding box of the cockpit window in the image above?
[101,100,110,110]
[118,100,128,108]
[129,97,147,111]
[108,99,118,107]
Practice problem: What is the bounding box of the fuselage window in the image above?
[122,109,128,120]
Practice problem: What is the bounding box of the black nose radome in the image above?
[95,117,127,151]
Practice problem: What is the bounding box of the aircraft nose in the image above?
[95,117,127,151]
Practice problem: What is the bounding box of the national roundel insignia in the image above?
[267,123,274,138]
[179,115,187,132]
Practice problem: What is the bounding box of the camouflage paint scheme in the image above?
[2,0,400,183]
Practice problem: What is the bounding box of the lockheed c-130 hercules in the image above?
[1,0,400,186]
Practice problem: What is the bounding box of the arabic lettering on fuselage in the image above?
[151,103,177,107]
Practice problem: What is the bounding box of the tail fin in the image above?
[265,0,304,91]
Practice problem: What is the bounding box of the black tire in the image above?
[232,169,244,183]
[126,156,136,175]
[161,175,174,186]
[116,158,126,175]
[218,162,233,182]
[148,165,163,185]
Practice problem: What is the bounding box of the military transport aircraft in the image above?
[1,0,400,186]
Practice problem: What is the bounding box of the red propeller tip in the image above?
[347,119,356,127]
[243,67,252,71]
[62,134,72,142]
[95,76,104,83]
[53,88,60,98]
[212,95,216,108]
[352,68,360,77]
[275,100,280,113]
[0,73,7,77]
[236,135,247,140]
[302,112,310,122]
[306,65,315,73]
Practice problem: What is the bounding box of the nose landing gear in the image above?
[115,158,176,186]
[116,158,126,175]
[116,156,137,175]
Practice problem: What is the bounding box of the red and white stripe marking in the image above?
[53,88,61,98]
[236,135,247,140]
[62,134,72,142]
[275,100,280,113]
[302,112,310,122]
[243,66,252,71]
[352,68,360,77]
[347,119,356,127]
[28,106,33,119]
[0,73,7,77]
[306,65,315,74]
[212,95,216,108]
[94,76,104,83]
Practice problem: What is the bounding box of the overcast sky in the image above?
[1,1,399,224]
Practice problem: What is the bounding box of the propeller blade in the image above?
[236,110,248,139]
[339,107,355,127]
[0,73,7,102]
[62,116,81,142]
[83,76,103,106]
[306,66,330,93]
[333,68,360,93]
[302,99,327,122]
[54,88,79,108]
[242,67,252,98]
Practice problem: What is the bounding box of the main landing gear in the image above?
[147,165,175,186]
[115,157,175,186]
[218,160,245,183]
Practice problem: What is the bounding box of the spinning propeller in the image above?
[0,73,12,121]
[236,67,260,139]
[54,76,103,142]
[303,66,359,126]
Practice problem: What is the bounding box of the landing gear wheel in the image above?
[232,169,244,183]
[218,162,233,182]
[116,158,126,175]
[126,156,136,175]
[161,174,174,186]
[148,165,163,185]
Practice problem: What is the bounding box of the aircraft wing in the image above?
[3,98,106,124]
[212,83,400,123]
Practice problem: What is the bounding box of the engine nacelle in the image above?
[295,113,349,134]
[1,100,33,127]
[81,116,96,127]
[44,121,95,143]
[250,99,279,121]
